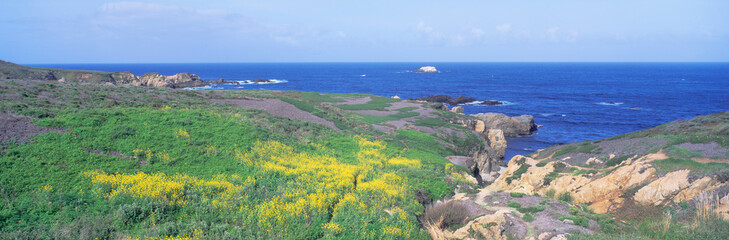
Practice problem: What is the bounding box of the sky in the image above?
[1,0,728,63]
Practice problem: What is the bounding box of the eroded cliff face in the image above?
[479,152,729,217]
[136,72,205,88]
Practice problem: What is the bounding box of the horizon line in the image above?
[21,61,729,65]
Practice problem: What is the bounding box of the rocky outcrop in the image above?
[0,60,210,89]
[416,95,476,105]
[111,71,138,85]
[208,78,240,85]
[451,106,464,114]
[471,113,537,136]
[481,152,729,215]
[488,129,507,159]
[415,66,438,73]
[136,73,204,88]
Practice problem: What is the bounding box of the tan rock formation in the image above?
[479,150,729,214]
[445,210,512,240]
[488,129,507,158]
[471,113,537,136]
[136,72,203,87]
[474,120,486,133]
[451,106,464,114]
[634,170,690,205]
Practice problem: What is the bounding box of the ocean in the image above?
[29,62,729,160]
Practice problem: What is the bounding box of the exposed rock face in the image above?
[111,71,138,85]
[488,129,507,158]
[473,148,500,184]
[481,152,729,215]
[471,113,537,136]
[136,72,204,88]
[444,210,513,240]
[415,66,438,73]
[451,106,464,114]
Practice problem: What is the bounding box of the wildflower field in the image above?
[0,80,479,239]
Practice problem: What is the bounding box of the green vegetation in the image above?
[651,158,729,175]
[505,162,531,184]
[604,155,631,167]
[335,96,398,111]
[509,192,527,198]
[558,192,573,203]
[517,205,546,214]
[0,80,484,239]
[355,111,419,125]
[507,201,522,208]
[522,213,535,222]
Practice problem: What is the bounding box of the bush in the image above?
[545,189,556,199]
[118,203,146,225]
[510,192,527,198]
[522,213,535,222]
[423,200,470,229]
[518,205,546,213]
[558,192,573,203]
[507,201,522,208]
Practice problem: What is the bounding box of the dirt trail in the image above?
[0,112,64,142]
[211,98,338,130]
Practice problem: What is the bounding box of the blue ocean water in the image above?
[30,63,729,160]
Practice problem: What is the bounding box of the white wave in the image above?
[235,79,288,85]
[462,100,514,106]
[598,102,624,106]
[183,85,224,90]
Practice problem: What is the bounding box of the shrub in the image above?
[545,189,556,199]
[510,192,527,198]
[569,206,580,215]
[522,213,535,222]
[604,155,630,167]
[518,205,546,213]
[558,192,573,203]
[507,201,522,208]
[423,200,470,229]
[118,203,146,225]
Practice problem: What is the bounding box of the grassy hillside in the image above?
[0,60,113,82]
[0,80,483,239]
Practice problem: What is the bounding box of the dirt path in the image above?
[332,96,371,105]
[211,98,338,130]
[0,112,65,142]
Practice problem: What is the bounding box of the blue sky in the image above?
[1,0,728,63]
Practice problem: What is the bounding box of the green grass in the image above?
[336,96,398,111]
[651,157,729,175]
[604,155,631,167]
[505,163,531,184]
[510,192,527,198]
[0,80,490,239]
[355,111,419,125]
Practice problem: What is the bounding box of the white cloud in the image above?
[416,21,486,46]
[89,1,324,46]
[496,23,512,33]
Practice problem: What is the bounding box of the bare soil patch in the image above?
[211,98,338,130]
[332,96,371,105]
[0,112,64,142]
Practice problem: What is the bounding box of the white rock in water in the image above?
[415,66,438,73]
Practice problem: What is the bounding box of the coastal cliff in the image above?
[0,60,207,88]
[429,111,729,239]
